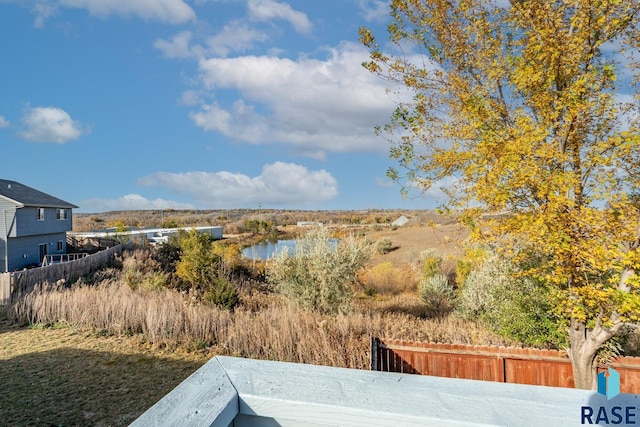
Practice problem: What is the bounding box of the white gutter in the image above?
[3,209,8,273]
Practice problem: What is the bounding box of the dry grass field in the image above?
[1,289,508,426]
[0,308,207,426]
[2,209,485,426]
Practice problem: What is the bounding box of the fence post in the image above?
[371,337,378,371]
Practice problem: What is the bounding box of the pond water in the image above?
[242,239,298,260]
[241,238,339,260]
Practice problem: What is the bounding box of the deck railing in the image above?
[41,253,88,266]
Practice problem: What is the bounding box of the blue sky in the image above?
[0,0,446,213]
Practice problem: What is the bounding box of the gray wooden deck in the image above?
[131,355,638,426]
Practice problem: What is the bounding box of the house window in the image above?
[37,208,45,221]
[57,241,63,251]
[56,209,67,220]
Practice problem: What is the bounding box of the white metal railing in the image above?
[41,253,88,266]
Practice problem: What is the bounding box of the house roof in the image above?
[0,179,78,209]
[391,215,410,226]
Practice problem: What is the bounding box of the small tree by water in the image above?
[266,228,370,315]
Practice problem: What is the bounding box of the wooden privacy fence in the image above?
[0,244,122,305]
[371,338,640,393]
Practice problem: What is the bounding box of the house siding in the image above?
[15,207,72,237]
[7,232,68,270]
[0,181,76,272]
[0,204,73,272]
[0,200,18,272]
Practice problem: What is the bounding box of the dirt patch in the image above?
[365,223,470,266]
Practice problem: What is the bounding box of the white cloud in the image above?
[357,0,390,23]
[189,100,269,143]
[205,20,269,57]
[418,176,461,201]
[79,194,195,212]
[154,31,200,59]
[0,116,10,128]
[155,23,269,60]
[190,42,395,157]
[19,106,89,143]
[32,1,57,28]
[247,0,312,34]
[138,162,338,208]
[615,93,640,131]
[22,0,196,26]
[179,90,204,106]
[375,177,395,188]
[61,0,195,23]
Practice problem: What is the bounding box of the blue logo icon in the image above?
[597,367,620,400]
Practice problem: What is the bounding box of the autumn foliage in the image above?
[361,0,640,388]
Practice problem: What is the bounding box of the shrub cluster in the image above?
[172,230,241,310]
[266,228,370,314]
[376,238,394,254]
[456,249,566,348]
[419,274,456,318]
[417,249,456,318]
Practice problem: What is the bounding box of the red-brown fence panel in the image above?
[372,338,640,393]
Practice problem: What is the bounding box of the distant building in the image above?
[69,226,223,247]
[296,221,323,227]
[391,215,409,227]
[0,179,78,272]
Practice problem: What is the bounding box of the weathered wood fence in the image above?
[0,245,122,305]
[371,338,640,393]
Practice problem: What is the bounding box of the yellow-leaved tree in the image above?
[360,0,640,389]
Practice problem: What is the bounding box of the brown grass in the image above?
[4,211,486,425]
[9,281,511,370]
[0,307,205,426]
[359,262,417,295]
[2,236,509,425]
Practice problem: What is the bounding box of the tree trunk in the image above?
[619,267,634,292]
[567,318,621,389]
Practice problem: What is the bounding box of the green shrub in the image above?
[203,278,240,311]
[161,220,179,228]
[455,245,488,288]
[175,230,220,289]
[457,252,510,319]
[139,273,167,292]
[363,287,377,297]
[266,228,370,314]
[457,251,566,348]
[244,219,275,234]
[421,249,443,278]
[376,238,394,255]
[418,274,456,318]
[484,277,565,347]
[455,259,473,288]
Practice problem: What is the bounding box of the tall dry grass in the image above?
[359,262,417,295]
[9,281,511,370]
